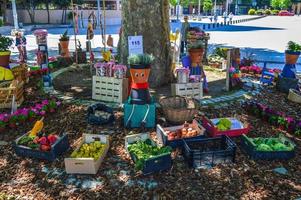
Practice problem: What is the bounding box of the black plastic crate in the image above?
[13,134,69,161]
[240,135,296,160]
[125,133,172,175]
[182,135,236,169]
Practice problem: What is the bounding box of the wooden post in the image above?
[226,49,231,91]
[71,0,78,64]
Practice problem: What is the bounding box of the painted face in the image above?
[130,68,150,84]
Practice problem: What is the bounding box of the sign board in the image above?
[128,36,143,55]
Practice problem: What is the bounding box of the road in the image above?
[206,16,301,71]
[7,16,301,71]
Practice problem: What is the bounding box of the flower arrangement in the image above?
[0,98,61,131]
[240,65,263,74]
[29,68,49,76]
[243,101,301,136]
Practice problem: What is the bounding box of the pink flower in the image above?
[39,110,46,116]
[42,100,49,105]
[35,103,43,110]
[56,101,61,106]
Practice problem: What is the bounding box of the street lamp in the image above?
[214,0,217,16]
[176,0,180,21]
[11,0,19,30]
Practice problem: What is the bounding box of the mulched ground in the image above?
[0,72,301,200]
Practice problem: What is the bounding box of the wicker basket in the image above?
[11,64,28,83]
[0,80,24,109]
[288,89,301,104]
[159,96,200,125]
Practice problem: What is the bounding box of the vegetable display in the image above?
[166,122,199,140]
[216,118,232,131]
[70,141,107,160]
[244,135,294,152]
[17,132,59,152]
[128,139,172,170]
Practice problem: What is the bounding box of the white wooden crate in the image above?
[171,82,203,99]
[92,76,129,103]
[64,134,110,174]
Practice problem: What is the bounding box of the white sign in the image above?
[128,36,143,55]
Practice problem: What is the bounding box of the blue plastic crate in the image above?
[125,133,172,175]
[156,120,206,149]
[124,102,156,128]
[13,134,69,161]
[182,135,236,169]
[240,135,296,160]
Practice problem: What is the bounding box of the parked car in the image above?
[278,10,294,16]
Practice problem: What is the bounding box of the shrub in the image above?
[272,9,279,15]
[248,9,256,15]
[265,9,272,15]
[0,19,3,27]
[255,9,264,15]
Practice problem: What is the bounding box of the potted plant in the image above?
[59,30,70,57]
[187,40,205,67]
[285,41,301,65]
[277,116,287,130]
[127,54,154,105]
[0,34,13,67]
[8,114,18,129]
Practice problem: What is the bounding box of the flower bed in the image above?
[243,101,301,136]
[240,65,282,75]
[0,98,61,131]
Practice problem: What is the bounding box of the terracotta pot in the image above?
[188,48,204,67]
[9,123,17,129]
[129,67,150,84]
[0,51,11,67]
[285,50,300,64]
[59,40,70,57]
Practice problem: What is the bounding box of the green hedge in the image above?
[0,19,3,27]
[265,9,272,15]
[272,9,280,15]
[255,9,264,15]
[248,9,256,15]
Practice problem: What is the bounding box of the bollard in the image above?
[208,24,211,29]
[203,24,206,30]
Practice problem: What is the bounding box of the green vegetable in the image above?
[244,135,295,152]
[18,136,35,146]
[128,139,172,170]
[217,118,232,131]
[257,144,273,151]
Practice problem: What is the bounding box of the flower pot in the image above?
[285,50,300,65]
[0,51,11,67]
[49,108,55,113]
[59,40,70,57]
[188,48,204,67]
[9,123,17,129]
[0,127,6,132]
[129,67,150,84]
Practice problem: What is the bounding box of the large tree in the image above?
[16,0,43,24]
[118,0,172,87]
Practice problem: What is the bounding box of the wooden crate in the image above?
[171,82,203,99]
[64,134,110,174]
[92,76,129,103]
[11,64,28,83]
[0,80,24,109]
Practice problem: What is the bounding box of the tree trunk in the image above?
[1,0,7,23]
[118,0,172,87]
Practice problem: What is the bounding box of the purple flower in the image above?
[56,101,61,106]
[39,110,46,116]
[35,103,43,110]
[42,100,49,105]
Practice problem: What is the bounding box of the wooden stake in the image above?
[71,0,78,64]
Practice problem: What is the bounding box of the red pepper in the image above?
[40,144,51,152]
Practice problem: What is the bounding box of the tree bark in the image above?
[118,0,172,87]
